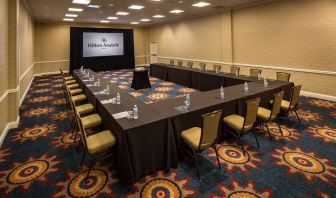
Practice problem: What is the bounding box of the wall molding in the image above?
[156,56,336,76]
[0,116,20,147]
[34,60,69,64]
[20,63,34,81]
[301,91,336,102]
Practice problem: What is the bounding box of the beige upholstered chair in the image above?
[213,64,222,72]
[276,72,291,82]
[181,110,222,180]
[177,60,183,67]
[199,63,206,71]
[186,62,193,68]
[230,66,240,75]
[223,98,260,155]
[76,110,116,184]
[250,69,262,77]
[170,60,175,65]
[257,91,284,141]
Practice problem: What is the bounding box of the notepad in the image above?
[174,105,190,113]
[112,111,130,119]
[93,91,106,95]
[101,98,116,104]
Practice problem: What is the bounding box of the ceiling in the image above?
[25,0,277,26]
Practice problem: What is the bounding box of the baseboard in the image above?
[301,91,336,102]
[135,64,150,67]
[20,76,35,106]
[0,116,20,147]
[34,70,68,76]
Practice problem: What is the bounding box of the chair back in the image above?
[250,69,261,77]
[75,111,89,149]
[60,69,64,76]
[199,63,206,71]
[177,61,183,67]
[213,64,221,72]
[231,66,240,75]
[243,98,260,131]
[186,62,193,68]
[199,110,222,150]
[270,91,284,119]
[290,85,301,108]
[170,60,174,65]
[276,72,291,82]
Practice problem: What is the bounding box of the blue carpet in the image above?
[0,74,335,197]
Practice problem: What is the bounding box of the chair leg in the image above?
[275,119,283,136]
[85,159,95,185]
[252,128,260,149]
[237,133,246,156]
[191,149,201,181]
[212,145,221,169]
[293,109,301,124]
[265,123,273,141]
[80,149,86,166]
[76,139,82,153]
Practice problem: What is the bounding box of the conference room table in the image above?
[73,65,293,184]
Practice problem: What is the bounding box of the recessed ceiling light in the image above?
[128,5,144,10]
[140,18,151,22]
[108,4,114,7]
[65,14,78,17]
[72,0,90,5]
[151,0,161,1]
[107,16,118,20]
[169,9,184,14]
[130,22,140,24]
[100,20,109,23]
[88,4,101,8]
[68,8,83,12]
[116,12,129,16]
[63,18,74,21]
[153,15,165,18]
[192,2,210,7]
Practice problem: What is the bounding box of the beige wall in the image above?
[149,0,336,97]
[34,22,148,73]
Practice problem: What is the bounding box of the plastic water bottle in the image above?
[133,105,138,119]
[258,73,261,80]
[91,75,94,82]
[106,85,110,94]
[80,66,83,73]
[97,78,100,86]
[220,86,225,99]
[236,70,239,77]
[264,77,268,87]
[244,82,249,92]
[185,94,191,107]
[116,93,121,104]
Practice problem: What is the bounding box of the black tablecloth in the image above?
[131,70,151,90]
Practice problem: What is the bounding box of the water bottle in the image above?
[244,82,249,92]
[116,93,121,104]
[91,75,94,82]
[258,73,261,80]
[236,70,239,77]
[97,78,100,86]
[185,94,191,107]
[106,85,110,94]
[133,105,138,119]
[220,86,225,99]
[264,77,268,87]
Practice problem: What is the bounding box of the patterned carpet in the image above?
[0,74,335,197]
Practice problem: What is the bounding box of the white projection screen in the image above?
[83,32,124,57]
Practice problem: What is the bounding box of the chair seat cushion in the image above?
[270,100,290,110]
[72,94,86,103]
[67,83,79,90]
[181,127,201,150]
[257,107,271,120]
[81,114,102,129]
[223,115,245,131]
[66,80,76,85]
[87,130,116,154]
[64,76,74,80]
[76,103,94,115]
[70,88,82,95]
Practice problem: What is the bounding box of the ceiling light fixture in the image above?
[107,16,118,20]
[88,4,101,8]
[100,20,110,23]
[65,14,78,17]
[68,8,83,12]
[116,12,130,15]
[72,0,90,5]
[130,22,140,24]
[128,5,144,10]
[140,19,151,22]
[63,18,74,21]
[153,15,165,18]
[169,9,184,14]
[192,2,210,7]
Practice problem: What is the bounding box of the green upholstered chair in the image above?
[223,98,260,155]
[213,64,222,72]
[276,72,291,82]
[181,110,222,181]
[230,66,240,75]
[257,91,284,141]
[170,59,175,65]
[186,62,193,68]
[199,63,206,71]
[250,68,262,77]
[177,60,183,67]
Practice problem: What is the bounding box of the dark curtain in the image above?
[70,27,135,73]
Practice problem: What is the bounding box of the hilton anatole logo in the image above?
[88,38,119,48]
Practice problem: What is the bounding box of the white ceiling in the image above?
[25,0,277,26]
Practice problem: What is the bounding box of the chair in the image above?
[250,69,262,77]
[230,66,240,75]
[186,62,193,68]
[275,85,302,124]
[75,110,116,184]
[257,91,284,141]
[199,63,206,71]
[170,60,175,65]
[213,64,221,72]
[276,72,291,82]
[178,60,183,67]
[60,68,74,81]
[223,98,260,155]
[181,110,222,181]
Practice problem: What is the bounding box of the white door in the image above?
[150,41,158,64]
